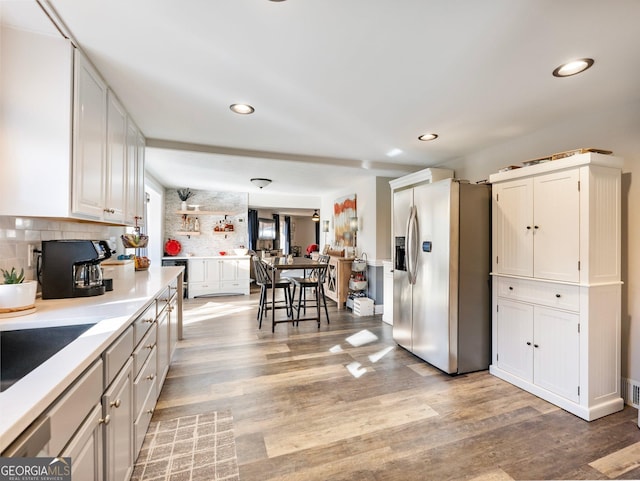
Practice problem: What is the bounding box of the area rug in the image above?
[131,411,240,481]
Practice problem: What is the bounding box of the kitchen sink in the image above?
[0,323,95,392]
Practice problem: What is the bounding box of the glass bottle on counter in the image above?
[194,217,200,232]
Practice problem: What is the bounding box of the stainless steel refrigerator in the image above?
[392,178,491,374]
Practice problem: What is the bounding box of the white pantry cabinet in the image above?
[490,152,624,421]
[0,22,144,225]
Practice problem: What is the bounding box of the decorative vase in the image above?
[0,280,38,315]
[181,201,187,211]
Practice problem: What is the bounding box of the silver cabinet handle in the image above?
[146,374,155,381]
[99,415,111,425]
[109,399,121,408]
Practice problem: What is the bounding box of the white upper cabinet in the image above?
[493,169,580,282]
[72,52,107,220]
[126,121,145,226]
[0,21,144,225]
[105,91,128,223]
[492,154,622,285]
[493,178,533,278]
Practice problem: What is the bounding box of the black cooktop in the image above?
[0,323,95,392]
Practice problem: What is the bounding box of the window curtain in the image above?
[273,214,280,250]
[248,209,258,251]
[283,216,291,255]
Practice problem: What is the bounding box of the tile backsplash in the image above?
[164,189,248,257]
[0,216,124,282]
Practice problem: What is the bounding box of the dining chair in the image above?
[288,254,330,326]
[252,256,293,329]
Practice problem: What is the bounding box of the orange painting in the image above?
[334,194,357,247]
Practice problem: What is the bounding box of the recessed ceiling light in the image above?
[418,133,438,141]
[230,103,255,114]
[552,58,594,77]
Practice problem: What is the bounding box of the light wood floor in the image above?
[154,291,640,480]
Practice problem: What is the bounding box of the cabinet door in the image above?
[105,91,127,223]
[135,132,146,224]
[188,259,206,283]
[533,306,580,402]
[533,170,580,282]
[205,259,221,283]
[496,298,533,382]
[125,121,139,225]
[168,291,179,360]
[60,403,104,481]
[494,179,533,277]
[103,358,134,481]
[72,51,107,220]
[237,259,250,280]
[156,309,170,390]
[220,259,238,281]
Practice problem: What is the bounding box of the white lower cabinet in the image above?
[491,276,622,420]
[103,358,134,481]
[61,403,104,481]
[189,257,250,298]
[156,307,170,389]
[496,298,579,403]
[2,277,181,480]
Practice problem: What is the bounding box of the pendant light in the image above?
[312,210,320,222]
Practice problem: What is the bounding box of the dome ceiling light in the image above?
[230,103,255,114]
[250,178,272,189]
[418,133,438,141]
[552,58,594,77]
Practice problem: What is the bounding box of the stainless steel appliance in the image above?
[392,178,491,374]
[41,240,112,299]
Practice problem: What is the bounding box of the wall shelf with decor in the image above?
[175,231,201,237]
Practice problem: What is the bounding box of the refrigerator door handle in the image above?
[405,206,412,282]
[407,205,419,285]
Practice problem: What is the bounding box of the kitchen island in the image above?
[0,266,183,472]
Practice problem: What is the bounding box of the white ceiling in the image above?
[5,1,640,200]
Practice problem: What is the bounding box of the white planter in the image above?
[0,280,37,313]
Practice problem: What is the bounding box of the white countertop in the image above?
[162,255,250,260]
[0,266,183,453]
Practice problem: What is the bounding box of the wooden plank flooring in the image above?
[154,292,640,480]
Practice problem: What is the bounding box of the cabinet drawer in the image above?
[156,286,171,316]
[188,282,217,298]
[134,347,157,417]
[133,374,156,456]
[133,303,155,345]
[497,277,580,312]
[133,323,157,376]
[103,326,133,388]
[48,360,103,456]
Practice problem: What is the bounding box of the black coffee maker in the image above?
[41,240,112,299]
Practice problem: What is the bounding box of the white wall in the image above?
[321,176,393,262]
[436,99,640,383]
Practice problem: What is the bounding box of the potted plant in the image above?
[0,267,38,314]
[177,188,194,211]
